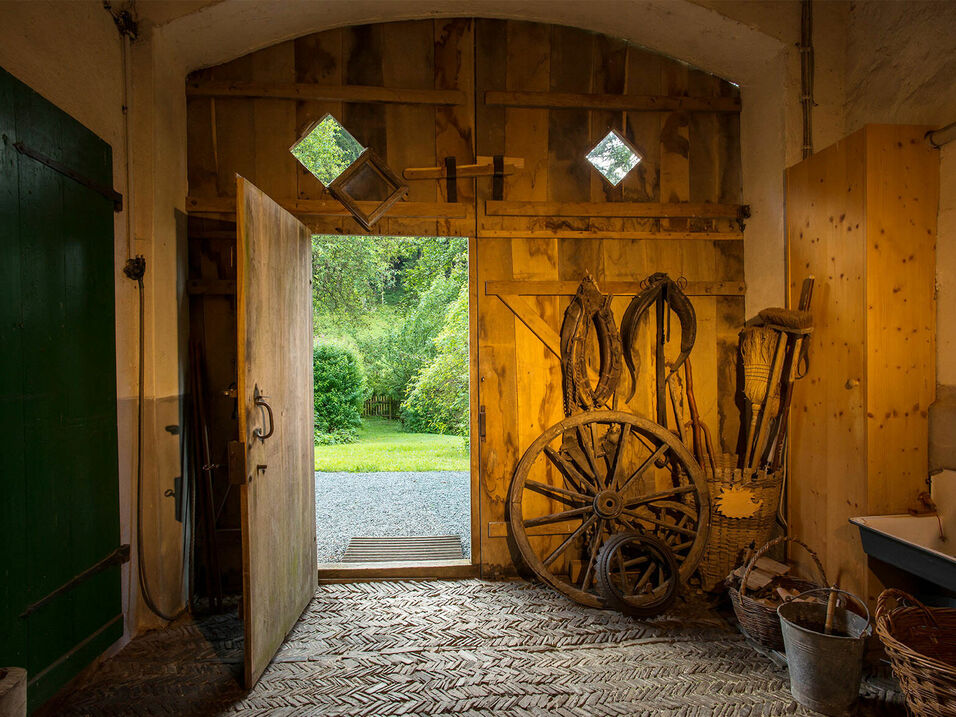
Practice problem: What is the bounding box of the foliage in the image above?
[311,235,397,321]
[359,270,460,402]
[312,233,469,440]
[291,115,363,186]
[395,236,468,302]
[402,282,469,436]
[586,130,640,185]
[313,343,366,444]
[314,418,468,472]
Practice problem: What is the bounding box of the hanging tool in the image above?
[559,274,622,415]
[684,358,716,476]
[768,276,815,471]
[746,280,814,471]
[621,273,697,428]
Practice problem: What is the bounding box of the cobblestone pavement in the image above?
[49,580,904,716]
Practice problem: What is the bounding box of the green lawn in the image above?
[314,417,469,472]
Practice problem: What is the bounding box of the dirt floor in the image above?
[44,580,905,716]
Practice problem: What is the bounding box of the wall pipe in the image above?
[927,121,956,148]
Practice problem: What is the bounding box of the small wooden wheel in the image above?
[508,410,710,608]
[596,531,679,617]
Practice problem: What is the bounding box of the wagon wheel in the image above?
[508,410,710,608]
[596,531,679,617]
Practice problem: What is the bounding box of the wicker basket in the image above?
[876,589,956,717]
[727,536,827,652]
[698,454,783,592]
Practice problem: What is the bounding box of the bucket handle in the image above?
[876,588,939,633]
[789,587,872,637]
[739,535,827,598]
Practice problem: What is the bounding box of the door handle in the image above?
[253,384,275,442]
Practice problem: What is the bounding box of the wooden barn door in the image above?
[473,21,745,577]
[235,176,316,688]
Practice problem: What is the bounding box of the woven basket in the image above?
[727,536,827,652]
[698,454,783,592]
[876,589,956,717]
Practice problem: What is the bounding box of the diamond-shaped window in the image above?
[291,114,365,186]
[586,129,643,186]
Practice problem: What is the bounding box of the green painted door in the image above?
[0,66,123,711]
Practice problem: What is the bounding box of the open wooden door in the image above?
[235,176,316,688]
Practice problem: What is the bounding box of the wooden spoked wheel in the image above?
[596,531,680,617]
[507,410,710,608]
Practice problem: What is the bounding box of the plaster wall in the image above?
[0,0,137,646]
[0,0,189,642]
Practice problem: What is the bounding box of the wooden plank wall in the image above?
[187,19,475,239]
[473,21,743,575]
[184,19,745,579]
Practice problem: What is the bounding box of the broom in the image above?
[740,326,778,470]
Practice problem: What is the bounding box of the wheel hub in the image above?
[593,489,623,518]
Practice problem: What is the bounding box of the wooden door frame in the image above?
[315,234,480,582]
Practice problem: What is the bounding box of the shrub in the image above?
[313,343,366,444]
[402,282,469,436]
[360,272,460,403]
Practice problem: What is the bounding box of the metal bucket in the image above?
[777,588,871,716]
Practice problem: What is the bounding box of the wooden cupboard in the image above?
[786,124,938,603]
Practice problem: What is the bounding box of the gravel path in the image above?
[315,471,470,563]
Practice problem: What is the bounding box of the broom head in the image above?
[740,326,777,404]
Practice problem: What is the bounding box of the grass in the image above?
[314,417,469,472]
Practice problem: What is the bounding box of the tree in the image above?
[402,282,469,436]
[359,271,459,402]
[311,235,396,321]
[291,115,363,186]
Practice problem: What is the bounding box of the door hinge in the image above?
[228,440,248,485]
[13,141,124,212]
[478,405,486,441]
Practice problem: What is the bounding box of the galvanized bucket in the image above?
[777,587,872,716]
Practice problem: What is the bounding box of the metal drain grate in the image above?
[343,535,463,563]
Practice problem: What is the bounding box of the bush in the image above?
[402,282,469,436]
[313,343,366,444]
[360,272,460,403]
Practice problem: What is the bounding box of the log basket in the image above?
[698,454,783,592]
[727,535,827,652]
[876,588,956,717]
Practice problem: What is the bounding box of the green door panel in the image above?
[0,65,123,712]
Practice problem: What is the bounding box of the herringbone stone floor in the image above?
[51,580,904,716]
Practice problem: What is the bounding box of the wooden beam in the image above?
[187,81,466,106]
[486,280,746,297]
[476,229,742,241]
[485,90,740,113]
[486,200,743,219]
[404,156,524,180]
[494,294,561,358]
[187,195,469,219]
[316,560,478,581]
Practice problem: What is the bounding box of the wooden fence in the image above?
[363,395,400,419]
